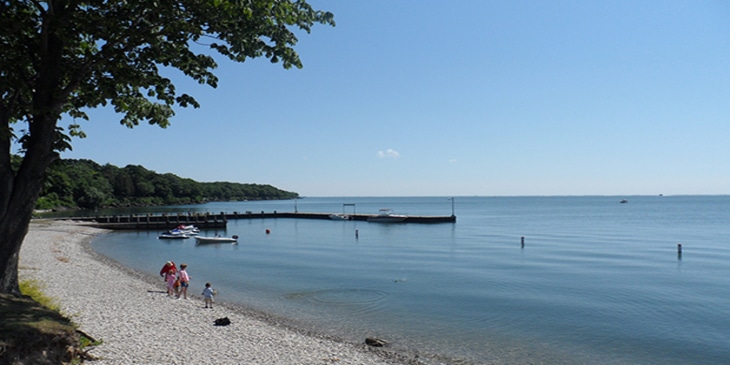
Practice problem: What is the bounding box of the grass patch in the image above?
[19,279,60,312]
[0,280,99,364]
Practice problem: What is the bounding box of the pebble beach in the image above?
[19,220,418,365]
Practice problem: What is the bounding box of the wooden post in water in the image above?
[521,236,525,248]
[677,243,682,259]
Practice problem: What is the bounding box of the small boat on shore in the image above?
[367,209,407,223]
[195,235,238,244]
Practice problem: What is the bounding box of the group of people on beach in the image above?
[159,261,216,308]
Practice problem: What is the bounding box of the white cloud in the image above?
[377,149,400,159]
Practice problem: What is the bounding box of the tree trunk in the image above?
[0,2,67,294]
[0,210,33,295]
[0,140,57,294]
[0,113,59,294]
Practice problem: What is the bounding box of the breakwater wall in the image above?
[76,211,456,230]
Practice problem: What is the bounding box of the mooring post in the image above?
[521,236,525,248]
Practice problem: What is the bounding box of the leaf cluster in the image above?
[36,158,299,210]
[1,0,335,146]
[1,1,328,294]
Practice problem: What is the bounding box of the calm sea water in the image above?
[89,196,730,365]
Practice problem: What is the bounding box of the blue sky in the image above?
[60,1,730,197]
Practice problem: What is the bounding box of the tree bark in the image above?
[0,111,58,294]
[0,1,66,294]
[0,211,32,295]
[0,157,52,294]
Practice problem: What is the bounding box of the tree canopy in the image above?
[36,158,298,210]
[0,0,333,294]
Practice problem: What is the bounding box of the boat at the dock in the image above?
[84,209,455,230]
[158,225,200,239]
[173,224,200,235]
[329,213,350,220]
[195,235,238,244]
[158,231,189,239]
[367,209,407,223]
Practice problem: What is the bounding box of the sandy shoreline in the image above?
[19,220,421,365]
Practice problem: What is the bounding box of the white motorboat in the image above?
[158,231,189,239]
[367,209,407,223]
[173,224,200,235]
[329,213,350,221]
[195,235,238,244]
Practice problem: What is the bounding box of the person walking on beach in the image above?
[160,261,176,276]
[160,261,177,296]
[177,264,191,299]
[202,282,216,308]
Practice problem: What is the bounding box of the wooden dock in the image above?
[79,211,456,230]
[82,212,229,230]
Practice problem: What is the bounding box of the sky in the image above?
[58,1,730,197]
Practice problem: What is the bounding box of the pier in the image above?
[77,211,456,230]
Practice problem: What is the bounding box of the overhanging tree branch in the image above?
[0,0,334,294]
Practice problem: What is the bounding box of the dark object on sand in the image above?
[365,337,388,347]
[214,317,231,326]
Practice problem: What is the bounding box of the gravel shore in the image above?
[19,220,419,365]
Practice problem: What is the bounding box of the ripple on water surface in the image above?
[285,288,388,316]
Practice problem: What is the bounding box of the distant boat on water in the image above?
[620,199,628,204]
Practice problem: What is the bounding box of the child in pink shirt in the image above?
[178,264,191,299]
[160,261,177,296]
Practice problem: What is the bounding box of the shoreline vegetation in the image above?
[29,157,298,211]
[14,219,426,364]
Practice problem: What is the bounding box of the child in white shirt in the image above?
[202,282,216,308]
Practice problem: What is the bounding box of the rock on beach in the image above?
[19,220,412,365]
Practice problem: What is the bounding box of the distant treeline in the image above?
[27,158,298,210]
